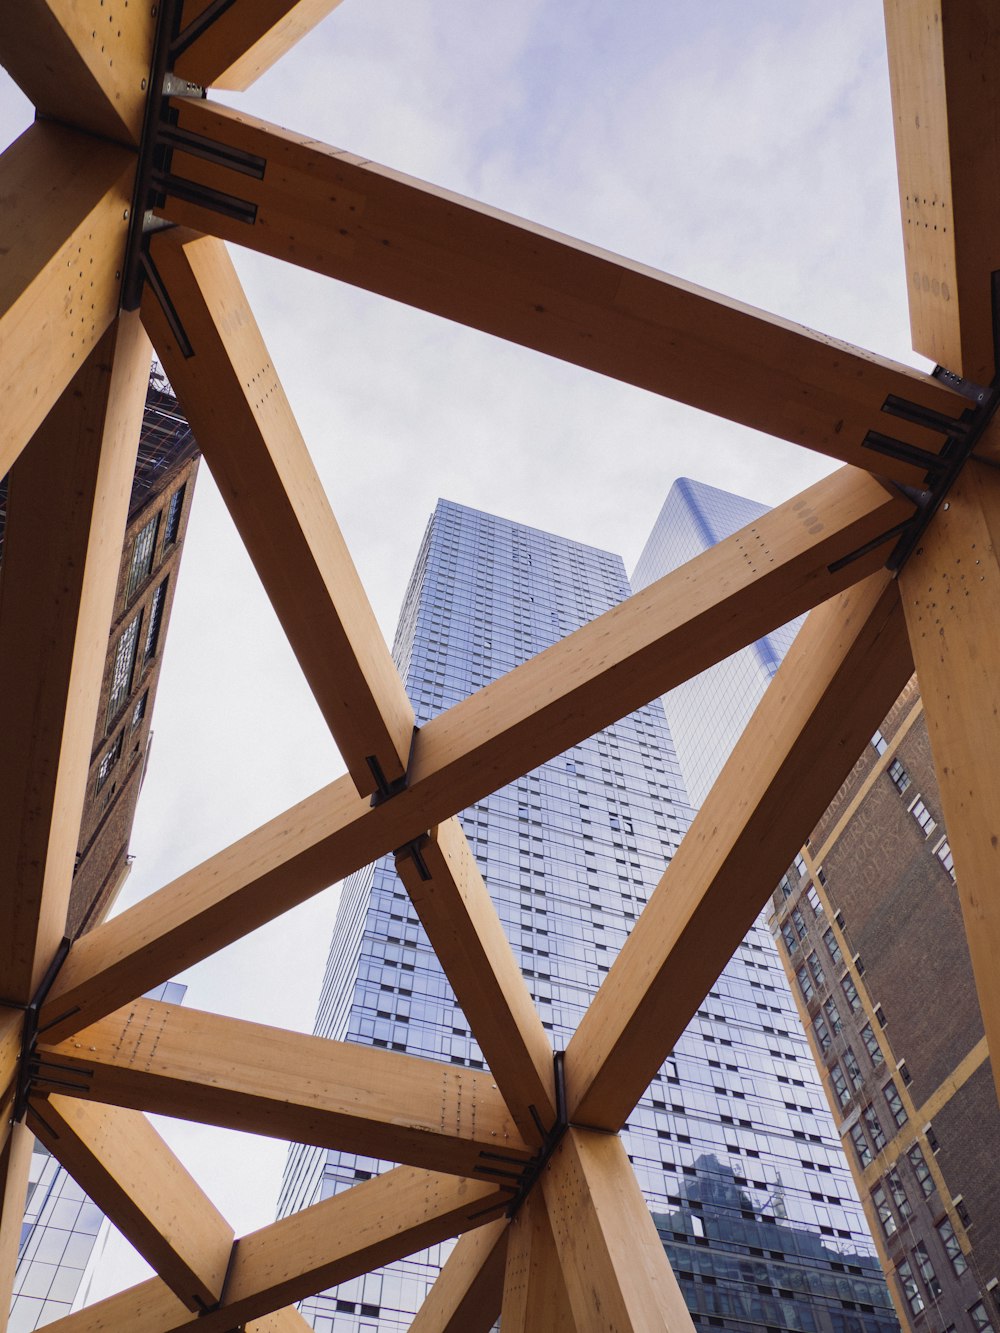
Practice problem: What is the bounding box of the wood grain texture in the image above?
[396,818,556,1141]
[900,452,1000,1105]
[0,1122,35,1325]
[502,1190,576,1331]
[883,0,1000,381]
[409,1217,509,1333]
[0,311,150,1004]
[36,998,533,1176]
[141,229,414,795]
[27,1096,233,1310]
[155,99,968,483]
[174,0,346,90]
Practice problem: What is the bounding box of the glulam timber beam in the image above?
[899,452,1000,1105]
[567,569,913,1130]
[542,1128,694,1332]
[0,1122,34,1323]
[501,1190,576,1331]
[0,311,151,1005]
[152,99,968,484]
[40,466,912,1040]
[0,122,135,477]
[140,229,414,796]
[396,819,556,1141]
[26,1095,234,1311]
[883,0,1000,383]
[41,1169,509,1333]
[35,998,534,1176]
[0,1010,21,1153]
[0,0,155,144]
[410,1217,509,1333]
[172,0,346,90]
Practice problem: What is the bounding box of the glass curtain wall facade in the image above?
[280,499,896,1333]
[632,478,805,807]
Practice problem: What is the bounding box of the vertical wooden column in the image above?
[542,1129,695,1333]
[899,450,1000,1103]
[0,311,151,1004]
[0,1122,35,1322]
[501,1190,576,1331]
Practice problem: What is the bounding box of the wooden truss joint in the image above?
[6,937,74,1125]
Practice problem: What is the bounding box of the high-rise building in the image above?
[632,478,805,806]
[281,498,896,1333]
[4,372,198,1333]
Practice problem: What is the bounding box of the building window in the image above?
[936,838,956,881]
[807,951,826,990]
[824,996,843,1035]
[863,1105,886,1152]
[131,692,148,732]
[790,906,807,938]
[843,1046,864,1091]
[830,1064,851,1110]
[781,922,797,954]
[794,854,807,878]
[806,884,821,913]
[937,1218,968,1276]
[883,1080,908,1128]
[841,974,862,1014]
[887,1168,911,1219]
[889,759,911,794]
[824,926,843,967]
[108,613,142,724]
[143,579,168,664]
[861,1023,884,1066]
[872,1183,897,1237]
[849,1121,872,1168]
[954,1197,971,1227]
[914,1242,941,1298]
[777,872,794,899]
[908,1144,935,1197]
[871,730,888,755]
[970,1303,994,1333]
[126,513,160,602]
[897,1259,925,1316]
[910,797,937,837]
[796,965,815,1005]
[813,1012,832,1054]
[96,731,124,792]
[163,483,186,547]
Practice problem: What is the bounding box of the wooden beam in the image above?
[173,0,346,91]
[0,310,151,1006]
[35,998,533,1177]
[0,0,155,145]
[396,819,556,1142]
[0,1122,35,1326]
[899,451,1000,1104]
[140,229,414,796]
[0,1009,22,1126]
[501,1190,576,1332]
[883,0,1000,382]
[26,1095,234,1311]
[39,1169,509,1332]
[0,121,135,478]
[152,99,968,484]
[39,466,913,1041]
[566,569,913,1130]
[410,1217,509,1333]
[541,1127,694,1332]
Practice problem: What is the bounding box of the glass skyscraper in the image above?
[280,498,896,1333]
[633,478,805,807]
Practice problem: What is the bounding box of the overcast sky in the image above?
[1,0,927,1298]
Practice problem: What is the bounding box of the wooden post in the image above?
[0,311,151,1004]
[501,1190,576,1331]
[409,1218,509,1333]
[0,122,135,476]
[396,818,556,1141]
[173,0,347,90]
[27,1096,234,1311]
[899,452,1000,1103]
[542,1128,694,1333]
[140,229,415,797]
[0,1122,35,1324]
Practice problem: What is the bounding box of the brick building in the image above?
[0,366,199,942]
[771,679,1000,1333]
